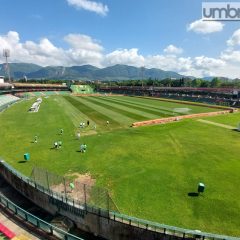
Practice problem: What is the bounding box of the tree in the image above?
[210,78,222,87]
[192,79,202,87]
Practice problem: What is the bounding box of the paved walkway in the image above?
[0,175,58,240]
[197,119,235,130]
[0,210,40,240]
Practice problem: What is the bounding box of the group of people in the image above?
[80,120,90,128]
[54,141,62,149]
[33,119,103,153]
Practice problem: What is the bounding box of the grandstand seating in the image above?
[71,85,94,94]
[18,91,70,98]
[159,94,231,106]
[0,95,20,111]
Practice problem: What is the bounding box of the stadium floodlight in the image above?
[141,66,145,93]
[3,49,11,82]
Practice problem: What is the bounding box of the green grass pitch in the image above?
[0,95,239,236]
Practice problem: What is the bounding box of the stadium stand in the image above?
[17,91,70,98]
[99,86,240,107]
[0,83,13,95]
[0,95,20,112]
[12,83,70,97]
[71,85,94,94]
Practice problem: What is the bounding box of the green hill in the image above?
[1,63,185,81]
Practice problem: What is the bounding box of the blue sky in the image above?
[0,0,240,78]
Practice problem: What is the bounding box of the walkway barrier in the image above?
[132,110,232,127]
[110,212,240,240]
[0,192,84,240]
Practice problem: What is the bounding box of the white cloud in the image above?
[227,29,240,47]
[64,34,103,52]
[187,19,224,34]
[163,45,183,55]
[0,31,104,67]
[146,55,192,73]
[194,56,225,69]
[1,30,240,78]
[67,0,108,16]
[64,34,104,66]
[221,50,240,63]
[104,48,145,67]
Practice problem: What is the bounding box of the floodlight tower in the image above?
[141,66,145,95]
[3,49,11,82]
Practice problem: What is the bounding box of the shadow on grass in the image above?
[188,192,199,197]
[50,147,60,150]
[18,160,27,164]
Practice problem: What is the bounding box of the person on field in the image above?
[77,132,81,140]
[80,143,87,153]
[80,144,84,153]
[54,141,58,149]
[83,143,87,152]
[107,121,109,125]
[34,135,38,143]
[87,120,90,126]
[60,129,63,135]
[58,141,62,148]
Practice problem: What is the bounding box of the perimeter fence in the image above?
[30,167,119,213]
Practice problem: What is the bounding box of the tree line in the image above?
[15,77,240,88]
[98,77,240,88]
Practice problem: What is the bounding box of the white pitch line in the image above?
[197,119,235,130]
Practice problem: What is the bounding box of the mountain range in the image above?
[0,63,187,81]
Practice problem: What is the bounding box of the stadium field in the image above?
[0,95,239,236]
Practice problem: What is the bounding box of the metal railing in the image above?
[0,161,109,218]
[0,192,84,240]
[110,212,240,240]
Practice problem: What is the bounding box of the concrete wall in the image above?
[0,162,196,240]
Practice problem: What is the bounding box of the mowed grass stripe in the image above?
[75,96,136,125]
[56,96,92,128]
[111,96,177,112]
[112,95,195,115]
[82,96,148,121]
[107,96,178,115]
[97,96,175,117]
[69,96,138,128]
[113,95,189,112]
[64,96,121,128]
[134,96,217,113]
[88,96,162,120]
